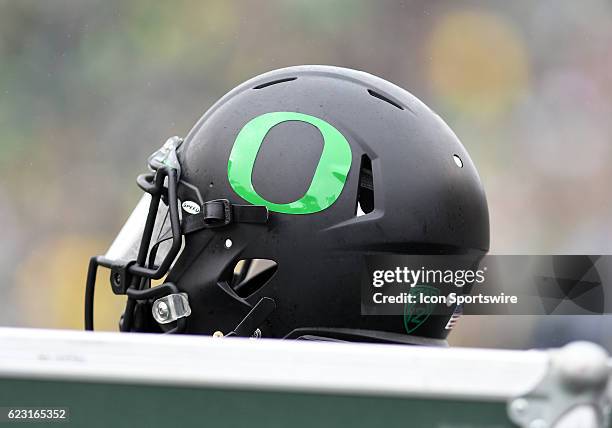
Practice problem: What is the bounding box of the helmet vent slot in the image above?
[367,89,404,110]
[356,154,374,216]
[225,259,278,298]
[253,77,297,90]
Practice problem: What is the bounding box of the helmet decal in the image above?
[228,111,352,214]
[403,285,439,334]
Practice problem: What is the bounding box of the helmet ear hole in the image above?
[224,259,278,298]
[356,154,375,216]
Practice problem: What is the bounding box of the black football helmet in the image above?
[85,65,489,345]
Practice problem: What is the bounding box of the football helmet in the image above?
[85,65,489,344]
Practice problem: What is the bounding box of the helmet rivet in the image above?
[224,238,233,249]
[156,301,169,320]
[213,331,224,338]
[453,154,463,168]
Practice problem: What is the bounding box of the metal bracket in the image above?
[109,260,137,295]
[508,342,612,428]
[152,293,191,325]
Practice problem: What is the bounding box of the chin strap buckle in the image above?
[182,199,269,234]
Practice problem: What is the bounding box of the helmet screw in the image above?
[213,331,224,338]
[156,301,169,321]
[224,239,233,249]
[112,272,121,285]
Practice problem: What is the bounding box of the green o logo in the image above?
[228,112,352,214]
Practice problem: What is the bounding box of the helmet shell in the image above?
[167,65,489,341]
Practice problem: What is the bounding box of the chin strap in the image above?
[225,297,277,338]
[181,199,269,234]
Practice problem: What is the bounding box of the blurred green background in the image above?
[1,0,612,349]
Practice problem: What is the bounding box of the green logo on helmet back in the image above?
[228,112,352,214]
